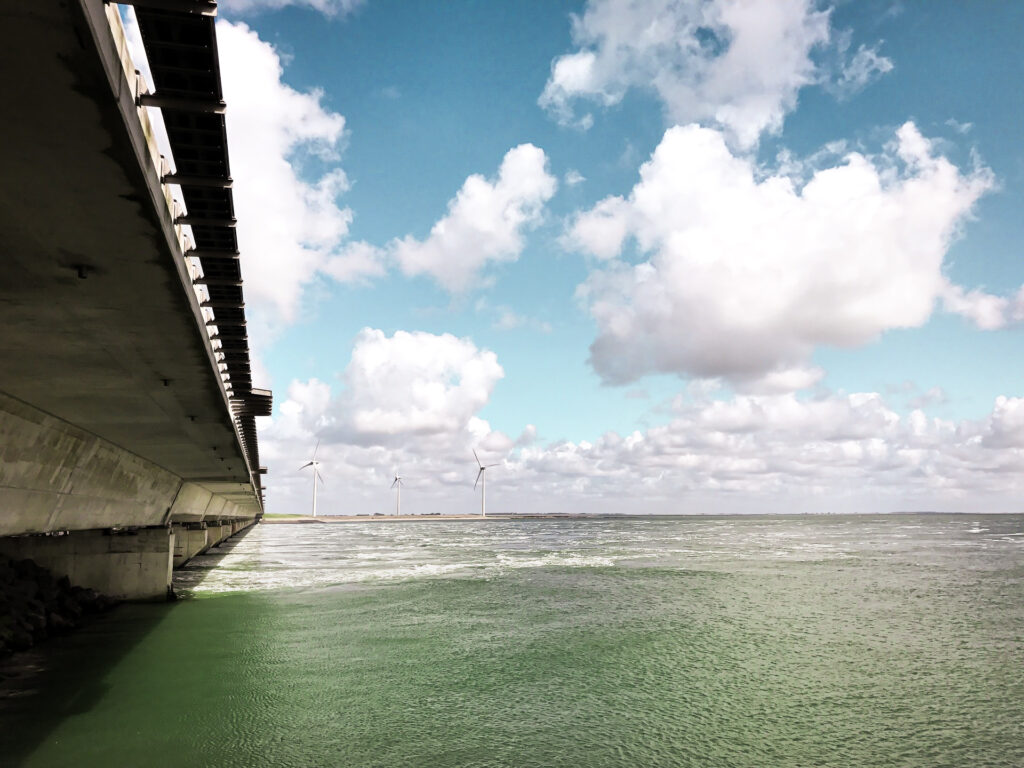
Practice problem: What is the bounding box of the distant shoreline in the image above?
[258,510,1016,524]
[260,513,599,524]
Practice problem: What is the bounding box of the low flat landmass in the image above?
[258,511,983,524]
[260,513,596,524]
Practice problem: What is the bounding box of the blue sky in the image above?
[127,1,1024,514]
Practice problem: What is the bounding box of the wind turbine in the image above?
[473,450,500,517]
[391,473,404,516]
[299,440,325,518]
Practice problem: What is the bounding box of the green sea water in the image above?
[1,515,1022,767]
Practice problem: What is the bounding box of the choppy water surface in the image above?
[2,514,1022,767]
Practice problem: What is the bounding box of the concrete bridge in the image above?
[0,0,270,599]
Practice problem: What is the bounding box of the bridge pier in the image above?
[0,527,174,601]
[206,524,225,548]
[172,523,209,567]
[0,390,259,599]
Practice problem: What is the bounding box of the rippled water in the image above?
[2,514,1022,767]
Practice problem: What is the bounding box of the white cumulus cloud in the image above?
[337,329,504,439]
[505,390,1024,513]
[940,282,1024,330]
[261,383,1024,515]
[216,22,379,322]
[257,329,514,514]
[264,327,504,447]
[392,144,557,292]
[540,0,832,147]
[568,122,995,388]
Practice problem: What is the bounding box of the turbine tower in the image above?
[391,474,403,516]
[299,440,325,518]
[473,450,500,517]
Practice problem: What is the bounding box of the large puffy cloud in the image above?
[263,328,506,452]
[540,0,833,147]
[258,328,515,514]
[568,122,996,388]
[216,22,383,321]
[336,329,504,439]
[981,396,1024,450]
[391,144,557,292]
[321,144,558,294]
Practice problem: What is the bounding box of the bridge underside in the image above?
[0,0,267,598]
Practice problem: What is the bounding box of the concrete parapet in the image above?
[0,527,174,601]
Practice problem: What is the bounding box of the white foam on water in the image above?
[177,516,1023,595]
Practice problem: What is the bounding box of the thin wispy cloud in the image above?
[827,38,894,99]
[220,0,363,17]
[564,169,586,186]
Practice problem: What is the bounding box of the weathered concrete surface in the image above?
[0,0,262,539]
[172,524,210,567]
[207,525,229,548]
[0,392,179,536]
[0,392,253,537]
[0,528,175,601]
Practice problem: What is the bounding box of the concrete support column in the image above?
[172,523,188,564]
[186,525,209,560]
[207,523,225,547]
[172,523,210,567]
[0,527,174,601]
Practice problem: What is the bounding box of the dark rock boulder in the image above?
[0,555,118,658]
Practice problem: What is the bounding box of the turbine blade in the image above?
[473,449,481,467]
[312,438,320,461]
[474,468,483,490]
[299,462,313,470]
[391,478,398,489]
[316,471,325,487]
[486,463,500,468]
